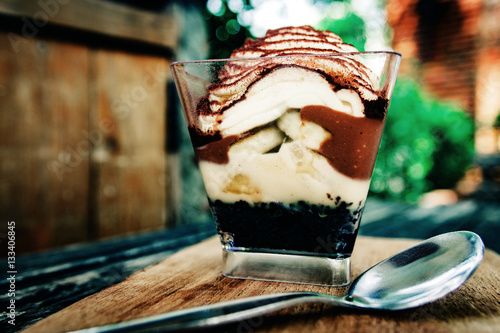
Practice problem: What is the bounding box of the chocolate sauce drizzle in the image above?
[300,105,384,179]
[202,26,387,120]
[191,26,388,180]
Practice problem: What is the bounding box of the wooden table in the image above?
[1,224,216,333]
[20,233,500,332]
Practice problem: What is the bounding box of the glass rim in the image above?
[170,50,402,67]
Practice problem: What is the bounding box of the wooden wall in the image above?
[0,0,177,254]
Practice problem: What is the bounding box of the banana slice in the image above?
[276,110,301,140]
[277,110,331,150]
[336,89,364,117]
[229,126,285,155]
[278,141,329,181]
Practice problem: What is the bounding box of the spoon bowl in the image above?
[345,230,484,310]
[74,231,484,332]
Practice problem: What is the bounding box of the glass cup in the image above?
[171,52,401,286]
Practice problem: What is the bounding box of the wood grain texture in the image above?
[0,33,90,251]
[0,0,177,49]
[88,49,169,239]
[0,28,172,253]
[23,236,500,333]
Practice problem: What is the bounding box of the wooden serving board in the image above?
[23,236,500,333]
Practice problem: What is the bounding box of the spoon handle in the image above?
[71,292,344,333]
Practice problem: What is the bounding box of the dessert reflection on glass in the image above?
[171,26,401,286]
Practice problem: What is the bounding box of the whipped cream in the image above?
[199,149,371,206]
[201,66,365,136]
[192,26,387,208]
[197,25,384,135]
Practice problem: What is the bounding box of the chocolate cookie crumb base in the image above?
[209,200,363,257]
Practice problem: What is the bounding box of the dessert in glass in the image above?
[171,26,401,286]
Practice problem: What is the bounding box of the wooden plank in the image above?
[0,0,177,49]
[0,0,176,253]
[0,33,44,253]
[360,199,500,255]
[0,32,90,253]
[21,235,500,333]
[88,48,169,238]
[1,224,216,332]
[42,38,91,248]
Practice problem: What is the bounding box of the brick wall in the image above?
[387,0,500,153]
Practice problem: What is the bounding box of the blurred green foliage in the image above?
[316,7,366,51]
[204,0,253,59]
[494,111,500,129]
[371,77,475,202]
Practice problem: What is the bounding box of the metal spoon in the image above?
[75,231,484,333]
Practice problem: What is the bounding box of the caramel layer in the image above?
[300,105,385,180]
[191,105,385,180]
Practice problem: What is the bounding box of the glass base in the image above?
[222,248,351,286]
